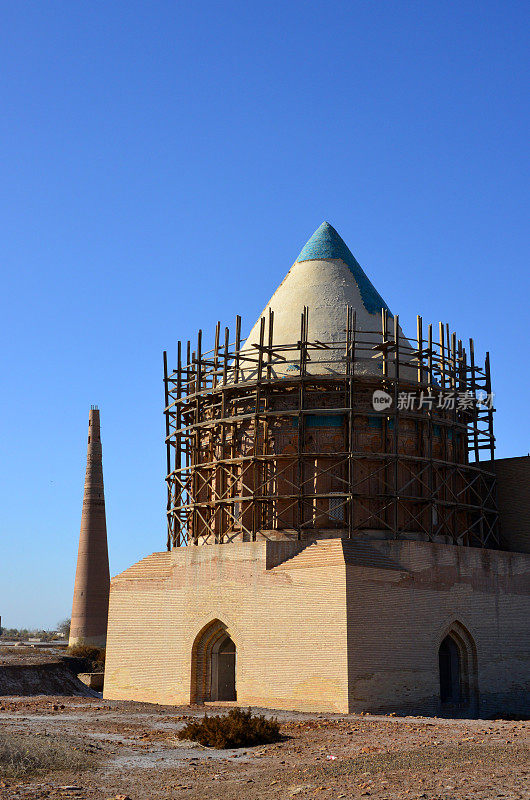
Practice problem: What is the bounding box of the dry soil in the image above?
[0,694,528,800]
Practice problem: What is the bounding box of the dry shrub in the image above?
[66,645,105,671]
[0,732,96,779]
[177,708,281,749]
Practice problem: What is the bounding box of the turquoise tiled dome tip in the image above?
[296,222,392,316]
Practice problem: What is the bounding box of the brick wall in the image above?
[103,539,530,716]
[104,541,350,712]
[482,456,530,554]
[344,539,529,716]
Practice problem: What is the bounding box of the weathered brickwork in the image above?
[483,456,530,554]
[103,539,530,716]
[69,408,110,648]
[104,541,349,711]
[344,540,529,716]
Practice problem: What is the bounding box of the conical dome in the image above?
[295,222,392,317]
[240,222,414,380]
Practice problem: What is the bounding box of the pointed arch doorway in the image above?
[439,635,461,703]
[191,619,237,704]
[438,621,479,715]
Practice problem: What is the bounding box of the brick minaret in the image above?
[69,407,110,647]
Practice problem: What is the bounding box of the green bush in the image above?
[0,733,96,779]
[177,708,281,749]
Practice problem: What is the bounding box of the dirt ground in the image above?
[0,648,68,667]
[0,649,97,698]
[0,694,528,800]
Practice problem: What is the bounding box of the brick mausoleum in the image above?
[103,223,530,716]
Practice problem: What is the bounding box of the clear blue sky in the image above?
[1,1,528,628]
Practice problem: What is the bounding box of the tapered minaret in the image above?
[69,406,110,647]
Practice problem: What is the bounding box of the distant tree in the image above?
[0,628,25,641]
[57,618,71,638]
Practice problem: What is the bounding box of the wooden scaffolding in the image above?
[163,309,498,550]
